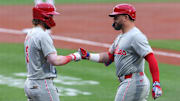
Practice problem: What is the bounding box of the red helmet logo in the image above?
[109,4,136,20]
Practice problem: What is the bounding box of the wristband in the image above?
[89,53,100,62]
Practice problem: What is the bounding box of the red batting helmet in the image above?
[33,3,59,28]
[109,4,136,20]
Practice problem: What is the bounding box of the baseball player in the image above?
[24,2,81,101]
[78,4,162,101]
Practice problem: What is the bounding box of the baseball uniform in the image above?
[24,26,59,101]
[109,27,152,101]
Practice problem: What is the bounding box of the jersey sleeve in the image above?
[131,34,153,57]
[108,35,121,54]
[109,42,115,54]
[40,33,57,57]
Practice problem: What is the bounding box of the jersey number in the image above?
[26,46,29,63]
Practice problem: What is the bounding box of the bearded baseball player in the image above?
[79,4,162,101]
[24,2,81,101]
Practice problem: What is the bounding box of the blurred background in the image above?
[0,0,180,101]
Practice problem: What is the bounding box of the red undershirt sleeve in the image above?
[104,52,114,66]
[145,53,160,82]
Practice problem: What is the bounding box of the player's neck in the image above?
[122,22,135,34]
[37,25,46,31]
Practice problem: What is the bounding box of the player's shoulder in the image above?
[132,27,148,41]
[34,27,50,38]
[29,27,51,42]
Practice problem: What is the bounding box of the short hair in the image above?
[32,19,51,29]
[121,14,135,22]
[32,19,42,26]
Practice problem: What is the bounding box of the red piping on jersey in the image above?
[44,80,53,101]
[122,80,131,101]
[145,53,160,82]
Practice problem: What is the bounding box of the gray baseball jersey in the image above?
[109,27,152,101]
[24,26,57,80]
[24,26,59,101]
[109,27,153,77]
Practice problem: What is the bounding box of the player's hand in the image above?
[152,81,162,100]
[78,48,90,59]
[70,52,82,61]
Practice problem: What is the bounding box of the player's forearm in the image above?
[55,55,72,66]
[145,53,160,82]
[47,53,72,66]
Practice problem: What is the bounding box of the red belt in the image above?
[124,72,144,79]
[124,74,132,79]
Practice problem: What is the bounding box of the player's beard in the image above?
[112,22,123,30]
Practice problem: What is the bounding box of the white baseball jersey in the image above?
[109,27,153,77]
[24,26,57,79]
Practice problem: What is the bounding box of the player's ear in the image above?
[124,15,129,20]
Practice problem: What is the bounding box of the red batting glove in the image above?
[152,81,162,100]
[78,48,90,59]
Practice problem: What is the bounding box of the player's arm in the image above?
[145,53,160,83]
[144,53,162,99]
[78,48,114,66]
[47,52,81,66]
[131,34,162,100]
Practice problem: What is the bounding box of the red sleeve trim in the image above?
[108,52,114,61]
[145,53,160,82]
[104,52,114,66]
